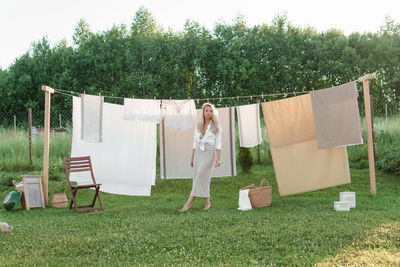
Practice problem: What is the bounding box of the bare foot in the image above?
[203,204,211,210]
[180,204,190,212]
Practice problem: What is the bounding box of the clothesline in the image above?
[52,87,334,103]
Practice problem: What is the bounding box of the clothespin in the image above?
[261,93,264,100]
[169,97,172,102]
[250,96,252,101]
[207,98,209,103]
[293,91,296,96]
[284,93,287,98]
[237,96,239,101]
[154,96,156,100]
[197,99,199,104]
[132,95,135,100]
[219,97,222,103]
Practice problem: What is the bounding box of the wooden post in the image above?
[385,103,388,119]
[42,85,55,205]
[14,115,16,133]
[357,74,376,196]
[59,113,62,128]
[28,108,32,165]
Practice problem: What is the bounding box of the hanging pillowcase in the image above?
[161,99,197,131]
[123,98,162,124]
[81,94,104,142]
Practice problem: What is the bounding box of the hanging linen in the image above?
[81,94,104,142]
[310,81,363,149]
[161,99,197,131]
[123,98,162,123]
[71,96,156,196]
[160,107,236,179]
[236,103,262,147]
[262,94,350,196]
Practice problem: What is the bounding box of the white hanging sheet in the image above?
[70,96,156,196]
[81,94,103,142]
[236,103,262,147]
[161,99,197,131]
[160,107,236,179]
[123,98,162,123]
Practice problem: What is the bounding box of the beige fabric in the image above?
[160,107,236,179]
[190,144,216,197]
[236,103,262,147]
[310,81,362,149]
[262,94,350,196]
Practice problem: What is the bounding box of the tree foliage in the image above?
[0,8,399,114]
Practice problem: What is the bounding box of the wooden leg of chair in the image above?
[89,187,98,207]
[96,186,104,210]
[70,188,79,212]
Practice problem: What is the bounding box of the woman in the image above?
[180,103,222,212]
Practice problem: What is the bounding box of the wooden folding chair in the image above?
[64,156,104,213]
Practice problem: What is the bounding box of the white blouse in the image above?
[193,122,222,151]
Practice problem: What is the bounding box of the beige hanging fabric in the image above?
[262,94,350,196]
[310,81,363,149]
[236,103,262,147]
[160,107,236,179]
[81,94,104,142]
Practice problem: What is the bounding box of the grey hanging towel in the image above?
[81,94,104,142]
[310,81,363,149]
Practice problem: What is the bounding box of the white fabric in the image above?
[237,189,252,211]
[81,94,103,142]
[71,96,156,196]
[162,100,197,131]
[236,103,262,147]
[193,122,222,151]
[123,98,162,123]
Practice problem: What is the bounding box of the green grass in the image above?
[0,166,399,266]
[0,116,399,265]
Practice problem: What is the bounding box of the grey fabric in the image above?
[160,106,236,179]
[310,81,362,149]
[190,144,216,197]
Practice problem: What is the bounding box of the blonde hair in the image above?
[198,103,220,134]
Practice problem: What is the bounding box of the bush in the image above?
[238,147,254,173]
[376,140,400,174]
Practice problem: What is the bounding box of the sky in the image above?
[1,0,399,69]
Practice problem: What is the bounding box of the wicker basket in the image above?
[241,179,272,208]
[51,192,68,208]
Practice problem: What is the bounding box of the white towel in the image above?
[236,103,262,147]
[162,100,197,131]
[81,94,103,142]
[123,98,162,123]
[71,96,156,196]
[237,189,252,211]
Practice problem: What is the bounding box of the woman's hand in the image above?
[215,160,221,168]
[190,159,194,167]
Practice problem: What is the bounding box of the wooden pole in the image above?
[28,108,32,165]
[14,115,16,134]
[357,74,376,196]
[42,85,55,205]
[385,103,388,119]
[59,113,62,128]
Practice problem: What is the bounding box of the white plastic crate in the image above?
[334,201,351,211]
[340,191,356,208]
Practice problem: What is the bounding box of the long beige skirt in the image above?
[190,144,216,198]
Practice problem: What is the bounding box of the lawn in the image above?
[0,164,399,266]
